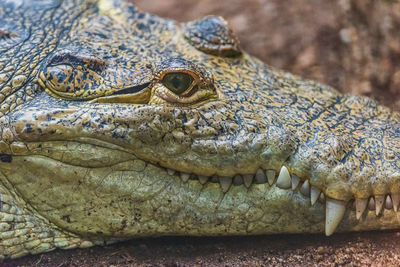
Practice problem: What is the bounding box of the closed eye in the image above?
[48,52,108,73]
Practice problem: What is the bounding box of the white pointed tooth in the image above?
[392,193,400,212]
[233,175,243,185]
[266,170,276,185]
[255,169,267,184]
[243,174,253,188]
[385,195,393,210]
[300,180,310,196]
[276,166,291,189]
[291,175,300,190]
[355,198,368,220]
[310,186,321,205]
[180,172,190,182]
[219,176,232,192]
[375,195,384,216]
[167,168,175,175]
[198,175,209,185]
[368,197,375,211]
[325,198,347,236]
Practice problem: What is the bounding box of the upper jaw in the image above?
[6,90,400,236]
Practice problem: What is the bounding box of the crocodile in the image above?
[1,0,400,260]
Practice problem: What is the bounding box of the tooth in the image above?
[291,175,300,190]
[385,195,393,210]
[255,169,267,184]
[375,195,384,216]
[233,175,243,185]
[243,174,253,188]
[219,176,232,192]
[266,170,276,185]
[310,186,321,205]
[368,197,375,211]
[167,169,175,175]
[392,193,400,212]
[300,180,310,196]
[180,172,190,182]
[355,198,368,220]
[198,175,209,185]
[276,166,291,189]
[325,198,347,236]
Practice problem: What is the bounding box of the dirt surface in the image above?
[6,231,400,266]
[5,0,400,266]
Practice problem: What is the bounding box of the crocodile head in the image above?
[1,0,400,258]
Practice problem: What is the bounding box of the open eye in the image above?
[162,72,194,95]
[150,59,219,106]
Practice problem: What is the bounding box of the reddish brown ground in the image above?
[5,0,400,266]
[6,231,400,266]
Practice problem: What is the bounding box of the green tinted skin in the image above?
[0,0,400,260]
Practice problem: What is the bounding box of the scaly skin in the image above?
[1,0,400,259]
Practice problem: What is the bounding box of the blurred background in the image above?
[135,0,400,110]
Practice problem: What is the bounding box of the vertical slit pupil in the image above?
[172,76,181,89]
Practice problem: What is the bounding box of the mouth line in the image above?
[17,138,399,236]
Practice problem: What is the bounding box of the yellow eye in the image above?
[161,72,194,95]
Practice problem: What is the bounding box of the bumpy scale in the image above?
[1,0,400,260]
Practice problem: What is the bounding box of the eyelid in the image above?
[158,69,200,86]
[48,52,108,73]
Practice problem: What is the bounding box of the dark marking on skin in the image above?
[0,29,14,39]
[0,154,12,163]
[121,219,127,230]
[62,215,71,223]
[25,123,34,133]
[57,71,67,83]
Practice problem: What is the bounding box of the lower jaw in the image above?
[2,144,400,239]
